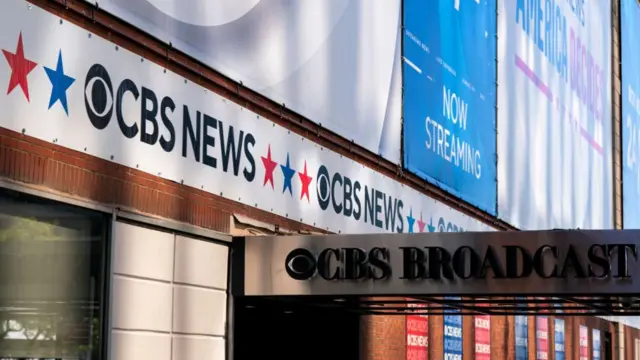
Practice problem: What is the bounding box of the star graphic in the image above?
[427,217,436,232]
[280,152,296,196]
[260,144,278,189]
[406,208,415,233]
[44,50,75,115]
[417,212,426,233]
[298,160,313,202]
[3,32,37,101]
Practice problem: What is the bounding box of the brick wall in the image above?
[431,315,444,359]
[626,325,640,360]
[360,313,406,360]
[0,127,324,234]
[372,309,629,360]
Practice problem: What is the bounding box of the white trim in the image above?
[117,209,231,243]
[106,208,117,360]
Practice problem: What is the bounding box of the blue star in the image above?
[406,208,415,233]
[280,152,296,195]
[427,217,436,232]
[44,50,75,115]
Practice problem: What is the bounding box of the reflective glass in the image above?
[0,189,108,360]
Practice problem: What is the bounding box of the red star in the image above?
[261,144,278,189]
[3,32,37,101]
[417,212,426,232]
[298,160,313,202]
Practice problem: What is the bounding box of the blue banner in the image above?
[515,315,528,360]
[554,319,565,360]
[622,0,640,228]
[444,297,463,360]
[402,0,497,214]
[593,329,601,360]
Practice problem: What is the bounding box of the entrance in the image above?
[230,231,640,359]
[233,297,360,360]
[231,231,640,315]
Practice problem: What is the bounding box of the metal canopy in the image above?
[231,230,640,315]
[235,295,640,316]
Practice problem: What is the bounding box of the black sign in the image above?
[284,244,638,281]
[285,247,392,281]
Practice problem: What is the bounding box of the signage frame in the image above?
[234,230,640,297]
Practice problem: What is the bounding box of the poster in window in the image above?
[536,316,549,360]
[474,311,490,360]
[579,325,589,360]
[554,319,565,360]
[444,297,463,360]
[406,301,428,360]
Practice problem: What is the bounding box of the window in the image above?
[635,338,640,360]
[0,189,109,360]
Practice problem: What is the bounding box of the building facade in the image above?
[0,0,637,359]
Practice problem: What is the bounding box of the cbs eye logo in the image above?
[84,63,114,130]
[284,248,317,280]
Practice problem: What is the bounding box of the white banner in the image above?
[0,0,492,235]
[497,0,613,229]
[82,0,403,162]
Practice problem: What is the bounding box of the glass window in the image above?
[0,189,109,360]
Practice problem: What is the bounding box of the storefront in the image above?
[231,231,640,359]
[0,183,231,360]
[4,187,638,360]
[0,186,636,360]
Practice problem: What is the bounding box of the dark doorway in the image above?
[233,298,360,360]
[603,331,612,360]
